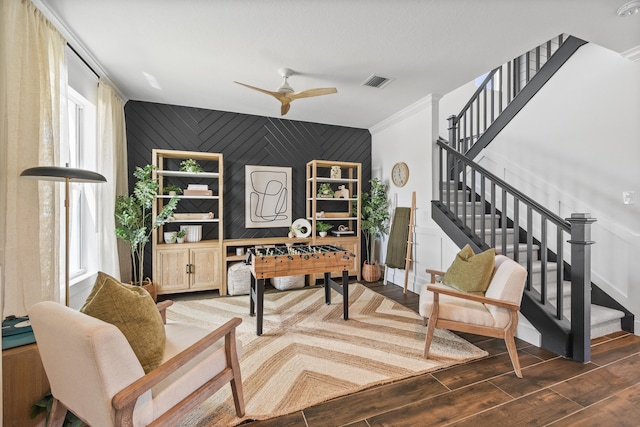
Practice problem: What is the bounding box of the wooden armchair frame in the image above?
[45,301,245,427]
[424,268,523,378]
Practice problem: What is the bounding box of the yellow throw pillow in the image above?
[81,272,165,373]
[443,244,495,295]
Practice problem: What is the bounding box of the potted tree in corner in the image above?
[115,164,179,300]
[358,178,390,282]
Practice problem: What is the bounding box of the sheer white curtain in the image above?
[1,0,66,316]
[97,80,130,281]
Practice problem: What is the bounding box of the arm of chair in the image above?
[156,300,174,324]
[426,284,520,311]
[425,269,445,284]
[111,316,242,423]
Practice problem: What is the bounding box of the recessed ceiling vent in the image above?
[361,74,393,89]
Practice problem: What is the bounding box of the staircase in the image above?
[433,34,633,362]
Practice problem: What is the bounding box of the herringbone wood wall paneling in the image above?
[124,101,371,277]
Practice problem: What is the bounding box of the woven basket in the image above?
[362,261,381,282]
[227,262,251,295]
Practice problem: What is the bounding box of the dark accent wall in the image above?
[124,101,371,262]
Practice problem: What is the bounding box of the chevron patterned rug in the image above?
[168,283,488,426]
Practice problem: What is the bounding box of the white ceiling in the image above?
[38,0,640,129]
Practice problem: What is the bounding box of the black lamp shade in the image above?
[20,166,106,183]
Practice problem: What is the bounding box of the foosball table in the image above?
[246,244,356,335]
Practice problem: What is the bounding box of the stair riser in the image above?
[459,215,500,230]
[483,230,517,245]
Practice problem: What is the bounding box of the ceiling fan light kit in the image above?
[235,68,337,116]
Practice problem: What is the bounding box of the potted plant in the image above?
[180,158,203,173]
[355,178,390,282]
[316,221,333,237]
[115,164,179,296]
[317,183,334,198]
[162,184,182,196]
[176,229,186,243]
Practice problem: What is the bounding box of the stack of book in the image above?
[183,184,212,196]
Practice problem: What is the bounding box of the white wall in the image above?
[370,95,459,293]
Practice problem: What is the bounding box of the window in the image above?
[64,87,97,281]
[474,71,501,91]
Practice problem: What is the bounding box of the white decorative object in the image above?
[335,185,349,199]
[180,225,202,242]
[164,232,177,244]
[236,247,244,256]
[319,231,327,237]
[330,165,341,179]
[291,218,312,238]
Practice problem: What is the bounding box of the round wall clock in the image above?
[391,162,409,187]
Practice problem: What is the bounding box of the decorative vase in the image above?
[164,231,177,244]
[362,261,381,282]
[288,231,295,238]
[330,165,341,179]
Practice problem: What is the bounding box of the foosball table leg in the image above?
[250,275,266,336]
[324,272,331,304]
[342,270,349,320]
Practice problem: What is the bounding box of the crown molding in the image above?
[621,45,640,62]
[370,94,443,135]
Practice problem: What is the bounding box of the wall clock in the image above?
[391,162,409,187]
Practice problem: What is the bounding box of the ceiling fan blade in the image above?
[288,87,337,100]
[234,81,286,100]
[281,102,291,116]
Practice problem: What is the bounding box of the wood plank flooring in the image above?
[239,281,640,427]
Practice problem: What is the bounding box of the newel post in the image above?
[447,115,458,181]
[567,213,597,363]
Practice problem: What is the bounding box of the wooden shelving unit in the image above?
[152,149,225,294]
[306,160,361,280]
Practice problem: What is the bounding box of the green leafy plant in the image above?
[317,183,334,198]
[354,178,390,264]
[31,391,82,427]
[162,184,182,195]
[115,164,179,285]
[176,229,186,238]
[316,221,333,232]
[180,158,204,173]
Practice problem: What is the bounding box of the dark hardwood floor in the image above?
[240,280,640,427]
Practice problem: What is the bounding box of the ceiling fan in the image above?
[234,68,337,116]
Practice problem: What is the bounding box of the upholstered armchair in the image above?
[29,300,245,426]
[419,255,527,378]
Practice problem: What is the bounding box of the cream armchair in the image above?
[29,300,245,426]
[419,255,527,378]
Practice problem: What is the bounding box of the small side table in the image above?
[3,343,50,427]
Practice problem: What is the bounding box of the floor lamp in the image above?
[20,166,107,306]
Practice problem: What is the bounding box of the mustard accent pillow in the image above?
[81,272,165,373]
[443,245,495,295]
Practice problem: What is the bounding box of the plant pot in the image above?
[176,236,185,243]
[131,277,157,302]
[362,261,381,282]
[319,231,327,237]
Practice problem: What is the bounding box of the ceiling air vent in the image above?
[361,74,393,89]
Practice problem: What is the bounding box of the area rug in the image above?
[167,283,488,426]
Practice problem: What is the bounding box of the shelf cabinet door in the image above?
[156,247,191,292]
[191,246,220,290]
